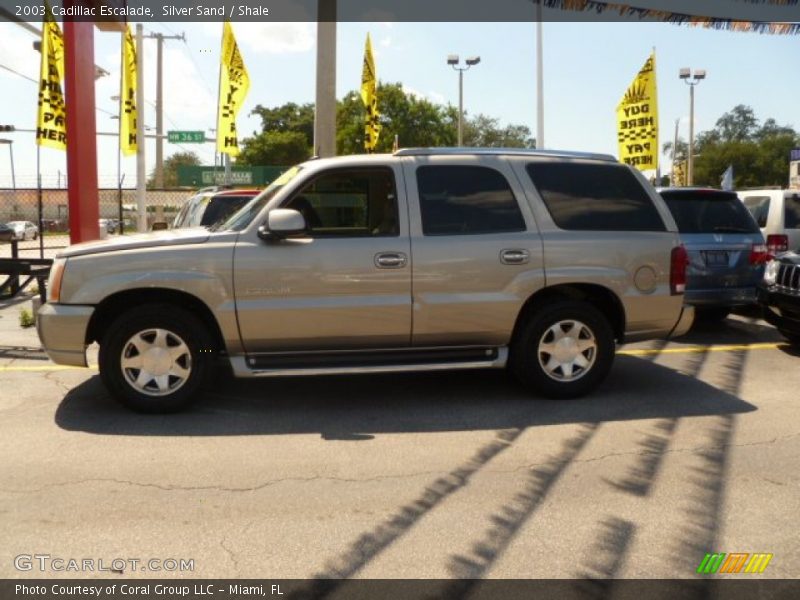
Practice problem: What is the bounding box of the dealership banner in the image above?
[216,21,250,157]
[35,4,66,151]
[617,52,658,171]
[361,33,380,153]
[120,25,138,157]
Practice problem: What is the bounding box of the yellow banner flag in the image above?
[216,22,250,157]
[120,25,138,156]
[617,52,658,171]
[361,33,380,152]
[36,7,66,151]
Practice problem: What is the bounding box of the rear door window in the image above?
[742,195,770,228]
[416,165,526,235]
[661,191,760,234]
[784,193,800,229]
[525,162,666,231]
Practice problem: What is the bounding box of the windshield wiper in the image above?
[712,226,753,233]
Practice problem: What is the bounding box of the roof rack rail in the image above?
[393,147,617,162]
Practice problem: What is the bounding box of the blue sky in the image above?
[1,18,799,187]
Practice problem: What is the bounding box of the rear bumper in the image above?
[758,286,800,335]
[684,286,757,307]
[667,305,695,339]
[36,303,94,367]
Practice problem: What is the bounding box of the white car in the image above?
[7,221,38,241]
[738,189,800,254]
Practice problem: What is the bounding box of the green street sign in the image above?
[167,130,206,143]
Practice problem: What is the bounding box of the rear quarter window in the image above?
[784,193,800,229]
[525,162,666,231]
[742,195,770,228]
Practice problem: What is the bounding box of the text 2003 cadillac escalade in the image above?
[38,149,694,412]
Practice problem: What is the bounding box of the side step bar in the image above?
[229,347,508,378]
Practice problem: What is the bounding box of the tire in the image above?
[32,232,38,240]
[510,300,615,399]
[695,307,731,322]
[778,330,800,347]
[98,303,215,413]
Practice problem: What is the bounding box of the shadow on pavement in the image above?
[678,314,784,345]
[55,354,756,437]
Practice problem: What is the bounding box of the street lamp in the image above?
[448,54,481,147]
[679,67,706,186]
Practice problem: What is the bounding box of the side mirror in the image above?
[257,208,307,241]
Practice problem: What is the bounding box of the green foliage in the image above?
[148,151,201,189]
[239,82,535,162]
[19,308,35,328]
[692,105,799,188]
[237,130,311,166]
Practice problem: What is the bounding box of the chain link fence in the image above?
[0,188,196,258]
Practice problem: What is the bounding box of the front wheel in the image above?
[510,301,615,399]
[99,304,215,413]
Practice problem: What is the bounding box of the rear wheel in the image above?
[99,304,215,413]
[510,301,615,399]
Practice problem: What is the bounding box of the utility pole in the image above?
[536,3,544,149]
[136,24,146,232]
[145,30,185,189]
[314,1,337,157]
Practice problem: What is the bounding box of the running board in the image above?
[229,347,508,378]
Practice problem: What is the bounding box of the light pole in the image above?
[679,67,706,186]
[447,55,480,147]
[0,139,15,190]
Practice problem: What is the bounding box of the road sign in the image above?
[167,130,205,143]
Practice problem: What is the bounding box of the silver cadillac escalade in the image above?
[37,149,694,412]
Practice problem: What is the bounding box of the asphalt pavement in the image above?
[0,294,798,584]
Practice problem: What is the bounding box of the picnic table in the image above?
[0,239,51,303]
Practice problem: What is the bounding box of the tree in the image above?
[148,151,200,189]
[237,130,311,166]
[239,82,535,162]
[691,105,799,188]
[336,83,457,154]
[461,114,535,148]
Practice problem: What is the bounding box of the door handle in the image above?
[375,252,408,268]
[500,249,530,265]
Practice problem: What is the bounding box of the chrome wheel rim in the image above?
[120,328,192,397]
[537,319,597,382]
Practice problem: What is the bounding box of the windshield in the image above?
[212,166,304,231]
[661,191,760,234]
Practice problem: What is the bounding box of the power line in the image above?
[0,62,37,84]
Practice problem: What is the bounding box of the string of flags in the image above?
[533,0,800,35]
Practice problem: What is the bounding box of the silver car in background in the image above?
[659,187,767,321]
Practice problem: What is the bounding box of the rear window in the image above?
[742,195,770,228]
[661,191,759,234]
[525,162,665,231]
[785,193,800,229]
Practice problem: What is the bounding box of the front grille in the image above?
[777,263,800,291]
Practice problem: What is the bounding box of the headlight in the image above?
[47,257,66,303]
[763,259,780,286]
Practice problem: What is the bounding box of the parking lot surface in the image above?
[1,297,798,581]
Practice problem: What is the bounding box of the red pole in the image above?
[63,15,99,244]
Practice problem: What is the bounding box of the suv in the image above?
[760,252,800,345]
[37,149,693,412]
[172,188,260,229]
[659,188,766,321]
[738,189,800,254]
